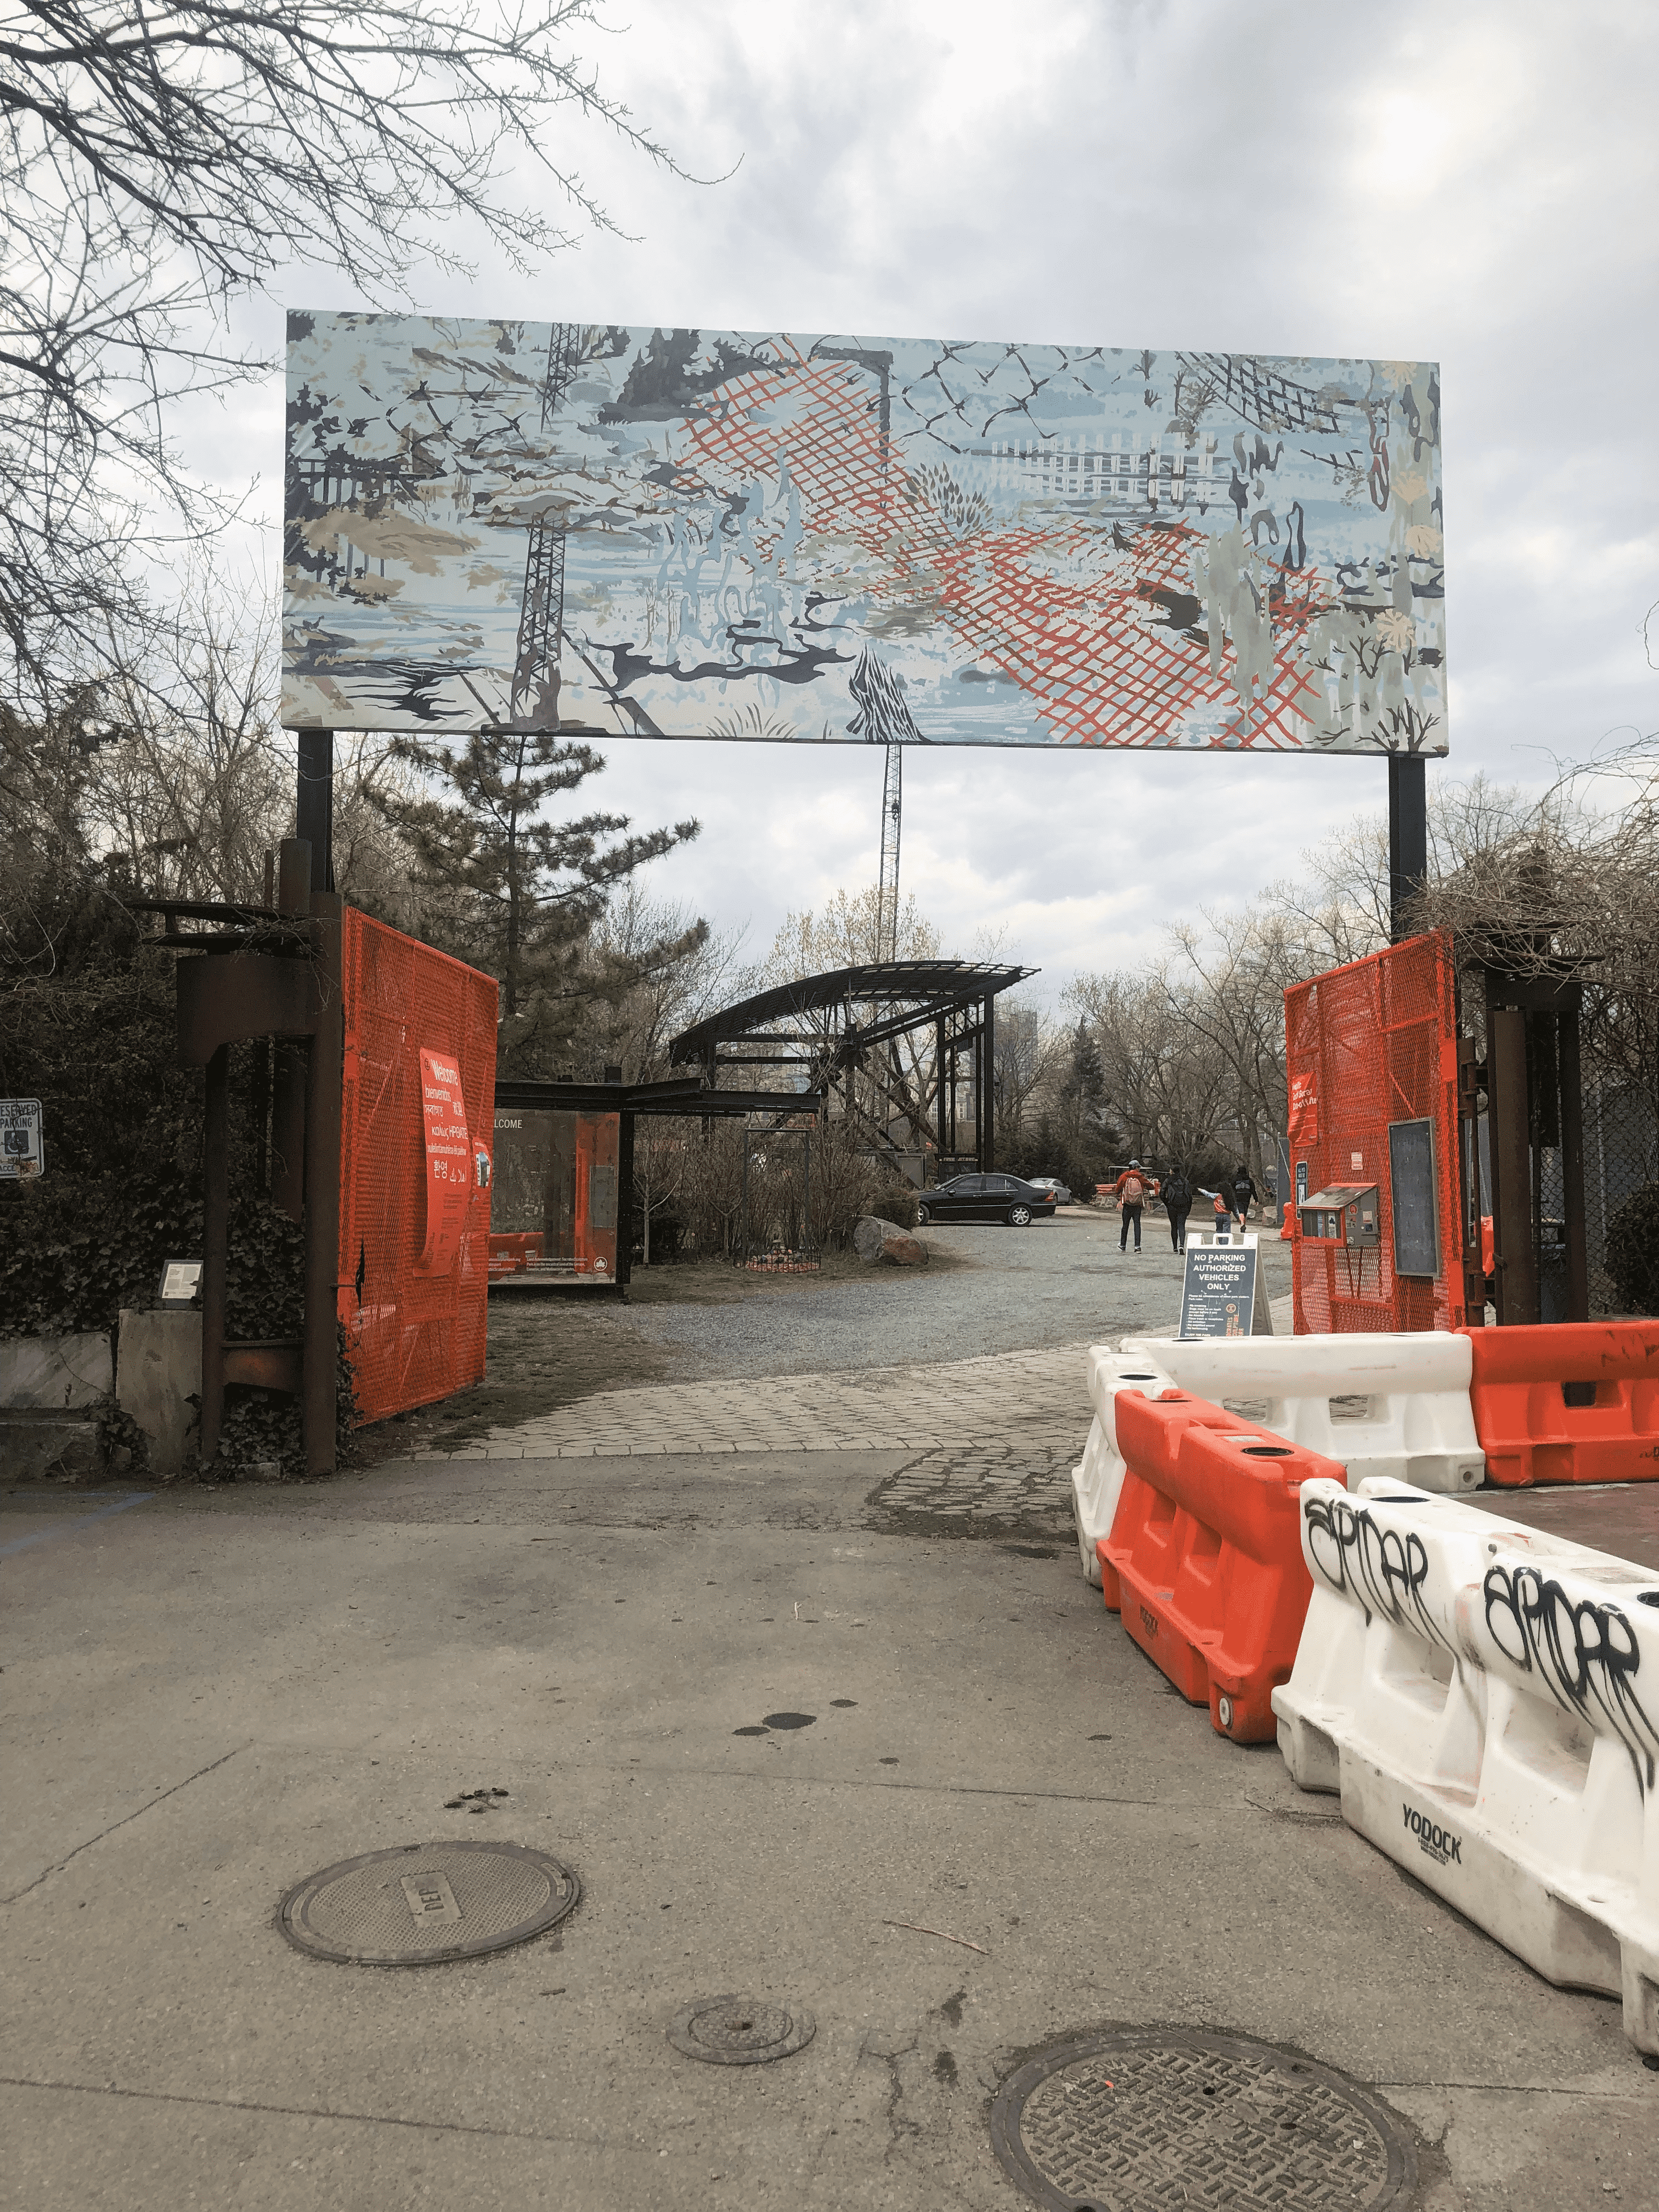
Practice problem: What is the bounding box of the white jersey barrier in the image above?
[1070,1347,1174,1584]
[1273,1477,1659,2056]
[1121,1330,1485,1494]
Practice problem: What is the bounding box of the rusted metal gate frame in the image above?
[167,837,343,1474]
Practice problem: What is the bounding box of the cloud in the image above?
[196,0,1658,1005]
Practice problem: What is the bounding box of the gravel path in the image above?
[392,1213,1294,1457]
[602,1214,1294,1378]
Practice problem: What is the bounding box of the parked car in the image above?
[1025,1176,1073,1205]
[915,1173,1059,1227]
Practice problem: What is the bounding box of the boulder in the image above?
[853,1215,928,1267]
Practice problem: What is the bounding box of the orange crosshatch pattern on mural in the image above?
[676,354,1332,750]
[1284,930,1465,1335]
[337,911,499,1422]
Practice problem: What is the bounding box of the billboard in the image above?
[284,313,1443,754]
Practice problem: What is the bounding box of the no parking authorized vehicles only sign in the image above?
[0,1098,43,1180]
[1178,1240,1259,1338]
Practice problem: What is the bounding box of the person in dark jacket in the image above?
[1231,1164,1258,1231]
[1161,1165,1192,1253]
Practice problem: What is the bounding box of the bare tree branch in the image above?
[2,0,687,701]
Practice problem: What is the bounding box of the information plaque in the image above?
[1178,1239,1259,1339]
[159,1260,202,1307]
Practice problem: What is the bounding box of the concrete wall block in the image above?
[116,1309,202,1481]
[0,1331,114,1410]
[0,1412,105,1482]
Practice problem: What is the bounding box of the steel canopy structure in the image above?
[669,959,1036,1176]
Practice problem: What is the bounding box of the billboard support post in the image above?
[296,727,335,894]
[1389,754,1428,944]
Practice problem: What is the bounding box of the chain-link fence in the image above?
[1562,1084,1658,1317]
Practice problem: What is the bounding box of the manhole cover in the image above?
[277,1840,580,1966]
[990,2028,1417,2211]
[667,1995,816,2066]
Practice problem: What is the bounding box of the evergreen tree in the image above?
[1059,1017,1107,1138]
[378,727,703,1072]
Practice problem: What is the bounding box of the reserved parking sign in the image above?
[0,1098,42,1180]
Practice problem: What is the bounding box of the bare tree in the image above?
[756,887,946,1156]
[2,0,682,700]
[577,887,747,1079]
[1068,969,1229,1169]
[990,994,1058,1147]
[1163,906,1312,1187]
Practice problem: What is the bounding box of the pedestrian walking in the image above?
[1161,1164,1192,1253]
[1200,1186,1232,1239]
[1113,1160,1155,1253]
[1231,1163,1258,1233]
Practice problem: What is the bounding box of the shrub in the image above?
[1606,1182,1659,1316]
[870,1182,919,1231]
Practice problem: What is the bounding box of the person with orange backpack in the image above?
[1113,1160,1156,1254]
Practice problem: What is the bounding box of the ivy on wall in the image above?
[0,945,357,1476]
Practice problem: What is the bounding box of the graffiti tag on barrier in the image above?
[1481,1562,1659,1794]
[1302,1492,1451,1650]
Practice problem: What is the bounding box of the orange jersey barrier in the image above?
[1464,1322,1659,1486]
[1098,1391,1341,1741]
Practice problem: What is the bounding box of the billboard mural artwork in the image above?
[284,314,1444,754]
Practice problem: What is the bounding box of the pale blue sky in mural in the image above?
[207,0,1654,988]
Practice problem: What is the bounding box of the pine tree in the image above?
[377,727,703,1072]
[1059,1017,1107,1138]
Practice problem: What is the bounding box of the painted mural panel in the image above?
[283,314,1444,753]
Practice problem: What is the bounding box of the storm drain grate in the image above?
[990,2028,1417,2211]
[667,1995,816,2066]
[278,1840,580,1965]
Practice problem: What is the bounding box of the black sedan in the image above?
[915,1173,1058,1227]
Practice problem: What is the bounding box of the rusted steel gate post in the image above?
[200,1046,231,1462]
[1482,961,1590,1327]
[303,888,344,1470]
[173,836,339,1474]
[270,839,314,1222]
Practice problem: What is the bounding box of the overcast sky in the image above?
[210,0,1658,1005]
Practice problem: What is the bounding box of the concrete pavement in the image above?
[4,1431,1656,2210]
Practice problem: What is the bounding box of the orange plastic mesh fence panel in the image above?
[1464,1321,1659,1486]
[1285,929,1465,1336]
[1100,1390,1334,1742]
[338,910,499,1424]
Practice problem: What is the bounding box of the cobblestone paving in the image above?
[414,1342,1096,1462]
[862,1437,1083,1542]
